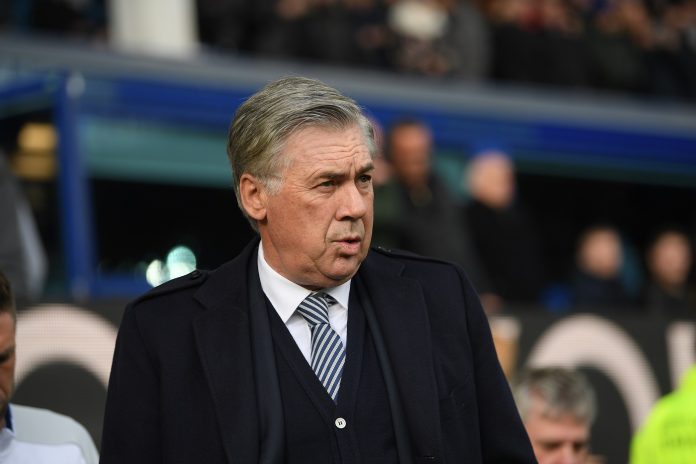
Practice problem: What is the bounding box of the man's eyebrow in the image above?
[315,170,343,180]
[358,162,375,174]
[538,440,563,447]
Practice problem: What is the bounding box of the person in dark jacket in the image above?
[101,76,536,464]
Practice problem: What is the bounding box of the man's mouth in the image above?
[335,236,362,254]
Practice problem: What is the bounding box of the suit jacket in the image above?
[100,239,535,464]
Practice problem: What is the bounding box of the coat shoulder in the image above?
[131,269,209,307]
[370,246,461,269]
[367,246,475,294]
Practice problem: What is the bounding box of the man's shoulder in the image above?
[10,404,99,462]
[11,404,86,435]
[366,246,473,293]
[364,247,477,310]
[131,269,209,307]
[369,246,462,270]
[131,239,257,310]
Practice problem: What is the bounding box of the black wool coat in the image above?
[100,239,536,464]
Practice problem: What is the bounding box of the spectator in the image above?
[514,366,600,464]
[571,224,633,310]
[647,0,696,100]
[643,227,695,316]
[488,0,589,87]
[465,150,545,306]
[196,0,255,52]
[372,118,490,292]
[586,0,653,93]
[252,0,390,68]
[631,364,696,464]
[0,270,99,463]
[387,0,490,79]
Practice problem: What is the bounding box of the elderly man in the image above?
[101,77,535,463]
[514,367,597,464]
[0,270,98,463]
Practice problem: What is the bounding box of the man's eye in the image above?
[358,174,372,183]
[541,442,562,451]
[573,442,589,453]
[319,180,335,188]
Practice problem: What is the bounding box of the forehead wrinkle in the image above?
[282,126,372,182]
[308,158,373,181]
[300,143,370,163]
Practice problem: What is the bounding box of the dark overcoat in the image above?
[100,239,535,464]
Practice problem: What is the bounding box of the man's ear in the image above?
[239,174,267,221]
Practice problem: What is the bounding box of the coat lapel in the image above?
[193,245,260,464]
[358,251,444,460]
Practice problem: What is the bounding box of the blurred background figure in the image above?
[0,151,46,301]
[630,364,696,464]
[571,224,633,310]
[3,0,696,101]
[372,118,490,293]
[0,270,98,463]
[252,0,391,69]
[196,0,252,53]
[513,366,599,464]
[387,0,490,79]
[487,0,588,88]
[643,228,695,316]
[465,150,545,308]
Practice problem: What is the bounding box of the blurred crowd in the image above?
[197,0,696,100]
[372,118,696,315]
[2,0,696,100]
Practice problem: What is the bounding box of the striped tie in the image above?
[296,292,345,402]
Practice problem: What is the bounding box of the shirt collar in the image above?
[257,242,351,323]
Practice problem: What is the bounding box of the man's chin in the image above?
[327,259,364,284]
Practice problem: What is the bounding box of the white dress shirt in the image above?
[257,242,349,364]
[0,404,99,464]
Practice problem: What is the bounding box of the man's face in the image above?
[388,124,431,190]
[0,311,16,429]
[649,232,692,286]
[256,124,374,289]
[525,401,590,464]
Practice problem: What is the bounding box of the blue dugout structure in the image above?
[1,37,696,299]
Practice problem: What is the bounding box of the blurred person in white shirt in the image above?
[0,270,98,464]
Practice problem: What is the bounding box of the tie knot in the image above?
[296,292,335,327]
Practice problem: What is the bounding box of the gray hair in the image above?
[226,76,376,231]
[514,367,597,425]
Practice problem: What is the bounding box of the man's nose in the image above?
[337,183,368,220]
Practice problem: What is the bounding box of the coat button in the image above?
[334,417,347,429]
